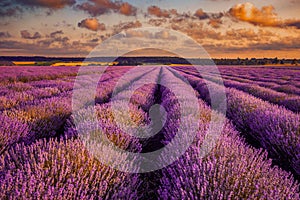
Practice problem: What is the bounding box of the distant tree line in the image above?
[213,57,298,65]
[0,56,298,66]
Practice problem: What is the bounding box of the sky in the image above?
[0,0,299,58]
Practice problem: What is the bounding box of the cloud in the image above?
[285,19,300,29]
[15,0,76,9]
[229,2,300,29]
[147,6,177,18]
[148,18,167,26]
[169,20,223,41]
[119,2,136,16]
[0,31,11,38]
[194,9,209,19]
[223,28,278,43]
[112,21,142,34]
[154,30,177,40]
[208,18,222,28]
[78,18,106,32]
[20,30,42,39]
[54,20,74,28]
[0,39,92,56]
[89,38,99,43]
[0,0,75,17]
[0,6,22,17]
[123,30,153,38]
[76,0,137,17]
[38,36,70,46]
[49,30,64,38]
[210,35,300,52]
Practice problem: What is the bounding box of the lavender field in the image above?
[0,65,300,199]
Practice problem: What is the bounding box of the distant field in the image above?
[0,65,299,199]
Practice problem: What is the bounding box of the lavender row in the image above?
[223,78,300,113]
[179,68,300,113]
[218,66,300,95]
[196,66,300,95]
[111,66,160,111]
[173,67,300,177]
[0,66,79,84]
[221,73,300,96]
[218,66,300,84]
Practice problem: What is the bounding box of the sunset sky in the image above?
[0,0,299,58]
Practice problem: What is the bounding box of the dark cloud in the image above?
[76,0,137,17]
[147,5,177,18]
[0,31,11,38]
[0,6,22,17]
[0,0,75,17]
[15,0,76,9]
[112,21,142,34]
[229,2,300,29]
[20,30,42,39]
[89,38,99,43]
[194,8,224,22]
[148,18,167,26]
[78,18,106,32]
[0,39,92,56]
[194,9,209,19]
[38,36,70,46]
[49,30,64,38]
[285,20,300,29]
[0,1,11,7]
[146,6,224,29]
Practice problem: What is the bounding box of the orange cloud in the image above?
[119,2,136,16]
[147,6,177,18]
[229,2,300,29]
[78,18,106,32]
